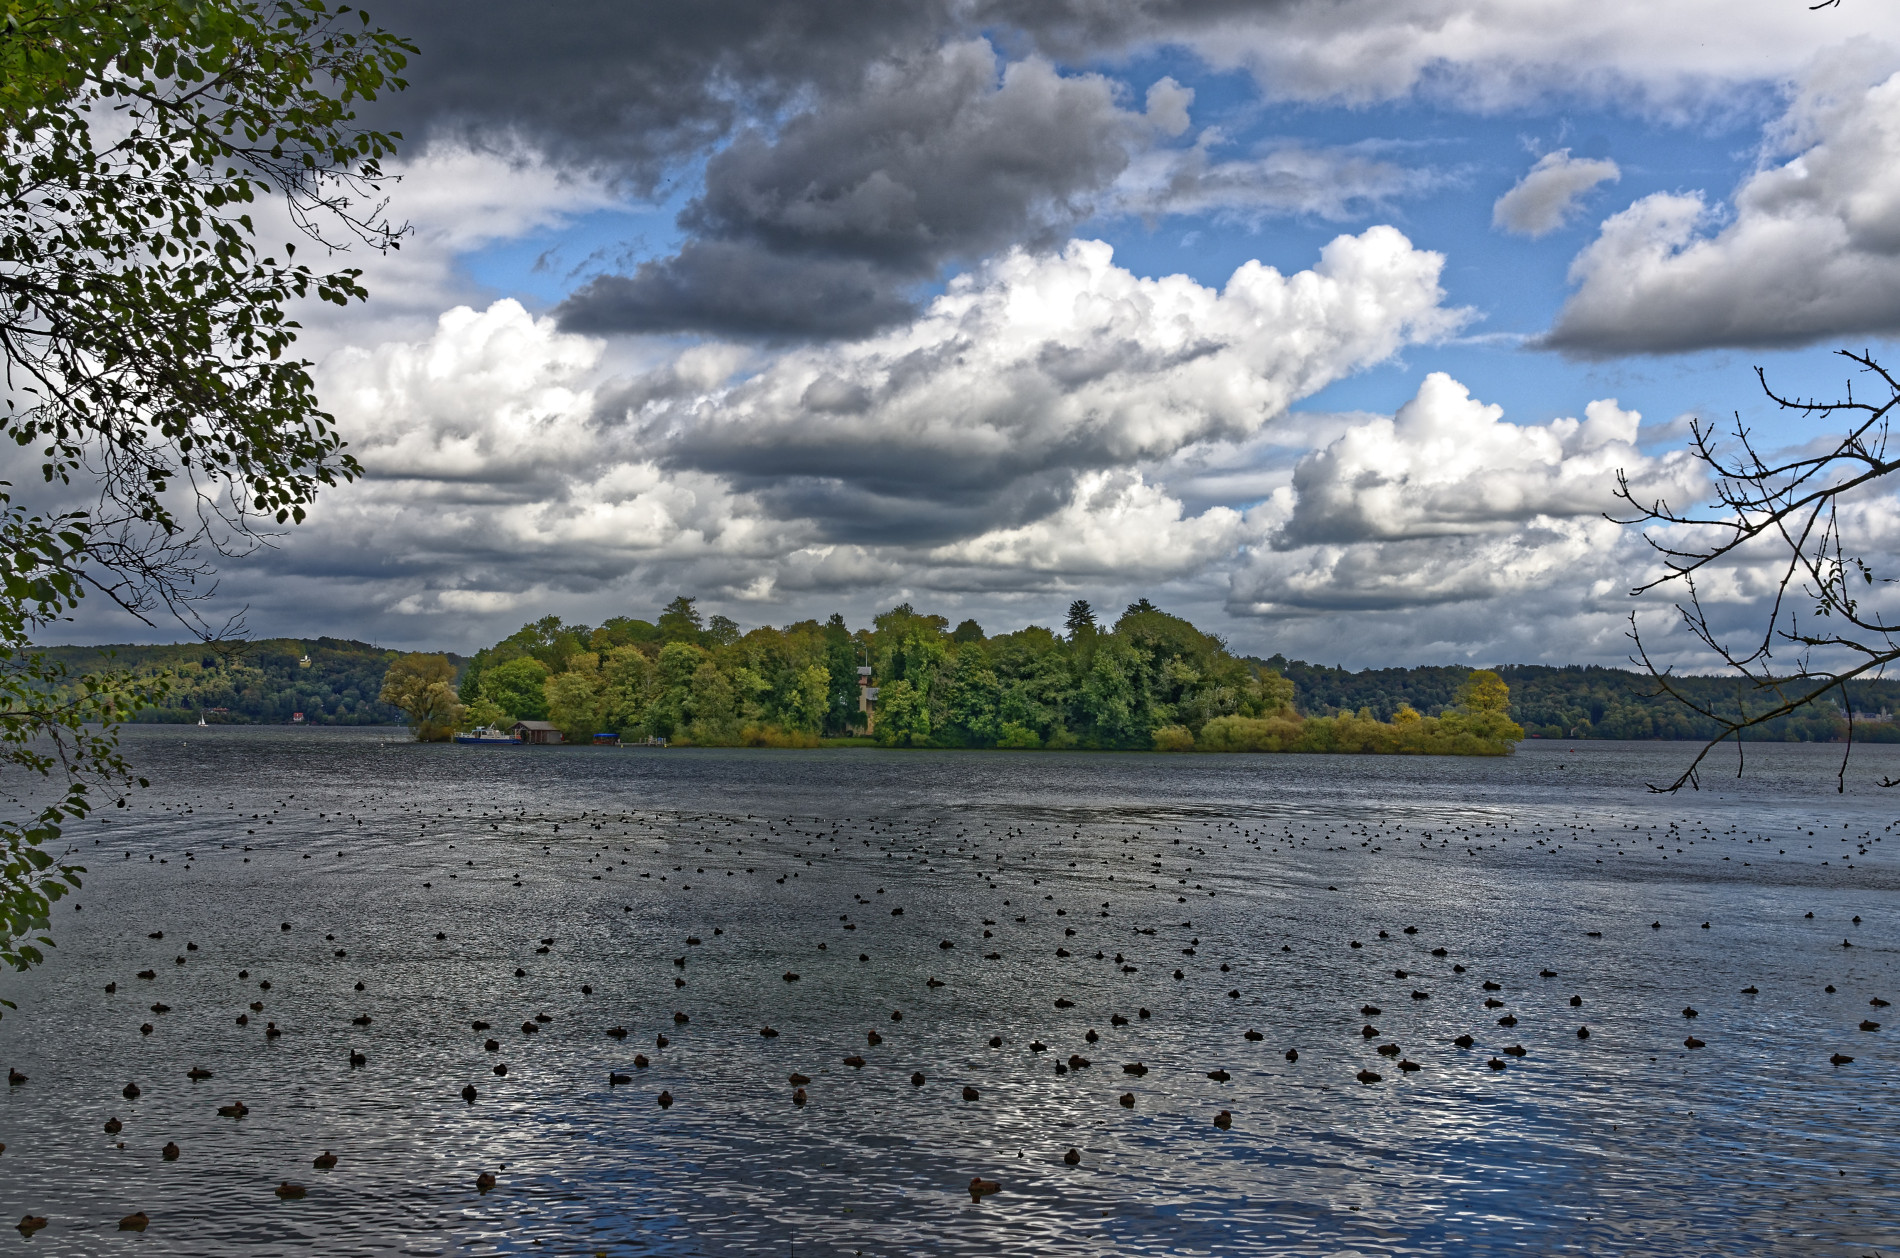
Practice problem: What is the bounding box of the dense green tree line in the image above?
[1263,658,1900,743]
[449,597,1521,754]
[38,640,420,726]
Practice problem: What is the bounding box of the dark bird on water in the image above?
[607,1026,628,1039]
[492,1064,508,1077]
[462,1084,478,1102]
[963,1085,980,1101]
[217,1101,249,1118]
[187,1067,211,1080]
[1284,1049,1298,1062]
[788,1073,812,1087]
[1831,1053,1854,1066]
[162,1142,180,1160]
[634,1055,650,1069]
[1356,1070,1382,1084]
[117,1211,149,1231]
[1214,1110,1233,1129]
[484,1039,500,1052]
[124,1082,141,1100]
[1503,1044,1527,1057]
[911,1072,927,1086]
[104,1117,122,1134]
[5,1069,23,1086]
[1399,1059,1421,1072]
[314,1151,337,1170]
[274,1182,305,1200]
[350,1050,367,1067]
[969,1177,1001,1202]
[1454,1035,1474,1049]
[1577,1026,1590,1039]
[16,1216,48,1235]
[844,1056,866,1069]
[1487,1058,1506,1070]
[1683,1036,1705,1049]
[476,1171,496,1193]
[1118,1092,1136,1107]
[657,1090,674,1108]
[1207,1069,1230,1082]
[609,1072,631,1086]
[868,1030,884,1046]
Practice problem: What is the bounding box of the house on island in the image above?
[512,720,564,745]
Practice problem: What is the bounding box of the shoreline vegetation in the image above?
[44,592,1900,748]
[405,597,1526,755]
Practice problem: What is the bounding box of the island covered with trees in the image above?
[426,598,1524,754]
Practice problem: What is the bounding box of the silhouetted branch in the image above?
[1614,350,1900,792]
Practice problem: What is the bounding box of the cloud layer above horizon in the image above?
[42,0,1900,667]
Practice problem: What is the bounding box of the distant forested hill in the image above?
[1259,657,1900,742]
[36,638,462,725]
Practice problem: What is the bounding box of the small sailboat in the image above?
[197,712,207,727]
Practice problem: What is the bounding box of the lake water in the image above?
[0,729,1895,1256]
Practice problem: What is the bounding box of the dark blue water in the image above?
[0,729,1894,1255]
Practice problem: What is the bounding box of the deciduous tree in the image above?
[379,654,463,741]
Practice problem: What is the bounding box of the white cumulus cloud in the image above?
[1547,61,1900,355]
[1177,1,1900,115]
[643,226,1467,529]
[1234,372,1699,614]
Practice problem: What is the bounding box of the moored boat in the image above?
[454,725,520,745]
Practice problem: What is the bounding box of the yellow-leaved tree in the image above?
[379,654,465,742]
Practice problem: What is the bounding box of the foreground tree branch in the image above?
[0,0,412,993]
[1615,349,1900,792]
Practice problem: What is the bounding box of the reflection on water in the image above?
[0,729,1895,1255]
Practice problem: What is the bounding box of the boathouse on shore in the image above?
[512,720,564,745]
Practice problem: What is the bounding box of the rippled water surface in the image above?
[1,729,1896,1256]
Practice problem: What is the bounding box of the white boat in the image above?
[197,713,207,727]
[454,725,520,745]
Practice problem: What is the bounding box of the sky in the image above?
[53,0,1900,666]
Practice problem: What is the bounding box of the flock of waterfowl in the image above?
[0,745,1891,1245]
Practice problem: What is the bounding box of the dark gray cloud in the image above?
[558,40,1159,337]
[560,243,916,339]
[365,0,958,186]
